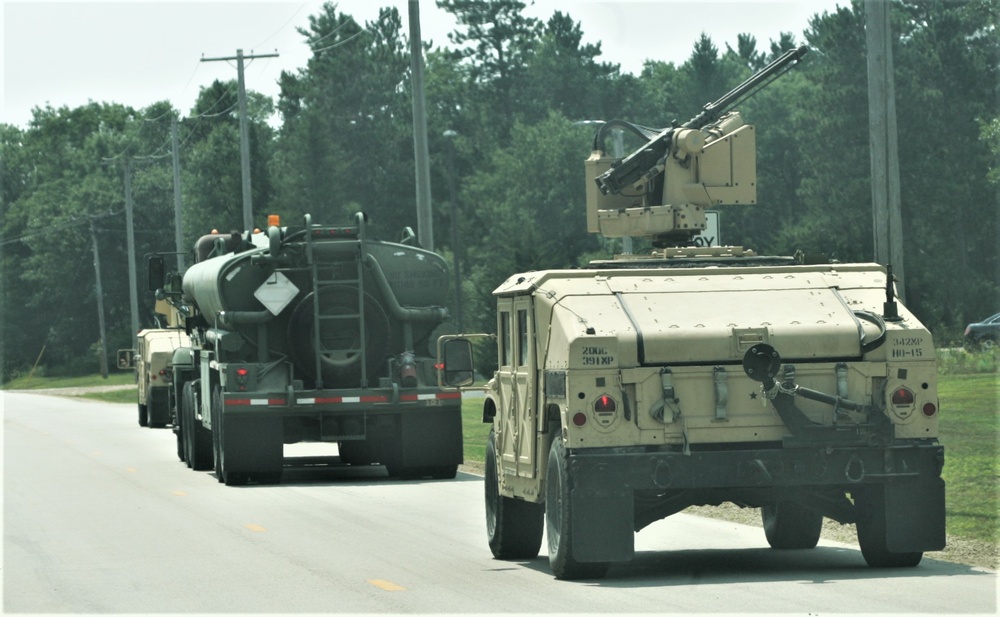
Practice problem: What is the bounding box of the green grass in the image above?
[2,371,135,390]
[461,397,493,464]
[938,372,1000,545]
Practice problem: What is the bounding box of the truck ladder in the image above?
[305,217,369,390]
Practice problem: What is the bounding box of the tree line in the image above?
[1,0,997,380]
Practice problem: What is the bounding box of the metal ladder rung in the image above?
[307,222,368,389]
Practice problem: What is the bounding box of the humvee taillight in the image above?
[594,395,617,413]
[923,402,938,417]
[891,387,914,406]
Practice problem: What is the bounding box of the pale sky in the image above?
[2,0,845,129]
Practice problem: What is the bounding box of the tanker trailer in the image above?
[154,213,463,485]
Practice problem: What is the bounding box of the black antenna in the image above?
[883,264,902,322]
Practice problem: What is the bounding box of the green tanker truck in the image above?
[152,213,463,485]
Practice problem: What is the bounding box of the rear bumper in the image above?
[565,442,945,562]
[567,441,944,492]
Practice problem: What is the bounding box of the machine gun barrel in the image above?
[596,45,808,196]
[683,45,808,129]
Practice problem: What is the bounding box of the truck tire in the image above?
[856,489,923,568]
[545,437,610,580]
[209,385,238,484]
[172,385,185,462]
[138,403,149,427]
[485,429,543,559]
[183,381,213,471]
[762,501,823,549]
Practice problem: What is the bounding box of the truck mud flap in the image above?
[222,415,284,480]
[398,407,463,468]
[570,486,635,563]
[884,478,946,553]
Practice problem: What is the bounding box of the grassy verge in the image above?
[937,373,999,545]
[2,372,134,390]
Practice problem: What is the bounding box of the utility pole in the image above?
[171,117,185,271]
[202,48,278,232]
[408,0,434,250]
[90,219,110,378]
[865,0,905,300]
[443,130,464,331]
[123,157,140,349]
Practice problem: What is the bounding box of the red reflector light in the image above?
[923,402,937,416]
[434,363,445,370]
[891,387,914,405]
[572,412,587,426]
[159,369,166,376]
[594,395,617,413]
[236,368,249,377]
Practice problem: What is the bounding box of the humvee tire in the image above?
[485,429,543,559]
[762,501,823,549]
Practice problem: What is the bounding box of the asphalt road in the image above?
[4,392,997,614]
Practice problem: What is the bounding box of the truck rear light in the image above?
[891,387,914,406]
[573,412,587,426]
[922,402,937,416]
[236,368,249,377]
[594,395,617,413]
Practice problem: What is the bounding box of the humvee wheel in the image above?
[485,429,543,559]
[762,501,823,549]
[138,403,149,427]
[545,438,610,580]
[855,490,923,568]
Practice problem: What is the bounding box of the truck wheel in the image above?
[856,490,923,568]
[545,437,610,580]
[762,501,823,549]
[210,385,231,484]
[138,403,149,427]
[184,382,213,472]
[485,429,543,559]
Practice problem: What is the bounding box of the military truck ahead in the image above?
[134,327,190,427]
[152,214,463,484]
[440,46,945,579]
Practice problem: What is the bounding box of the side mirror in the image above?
[440,338,475,387]
[116,349,136,370]
[147,256,165,292]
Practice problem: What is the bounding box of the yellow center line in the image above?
[172,490,187,497]
[125,467,137,473]
[367,579,407,592]
[245,524,267,532]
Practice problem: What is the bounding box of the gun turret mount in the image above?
[585,46,807,248]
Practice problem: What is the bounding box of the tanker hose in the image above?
[361,254,448,322]
[218,310,274,328]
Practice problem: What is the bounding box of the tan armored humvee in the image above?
[440,46,945,580]
[134,326,190,428]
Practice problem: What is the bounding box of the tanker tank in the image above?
[156,213,463,485]
[181,216,450,389]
